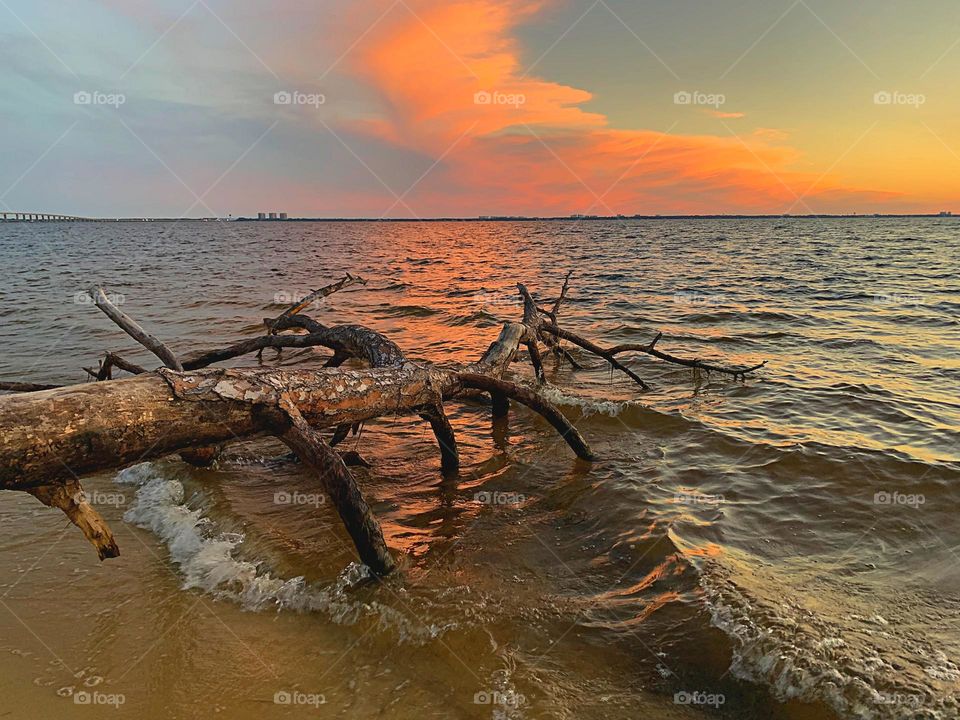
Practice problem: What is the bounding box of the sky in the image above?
[2,0,960,218]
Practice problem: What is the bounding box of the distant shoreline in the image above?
[237,213,957,222]
[3,213,956,223]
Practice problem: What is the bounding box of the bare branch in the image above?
[274,400,394,575]
[89,286,183,371]
[264,273,366,333]
[551,269,573,316]
[539,322,650,390]
[420,403,459,475]
[606,332,768,378]
[26,481,119,560]
[457,373,593,460]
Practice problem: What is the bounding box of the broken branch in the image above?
[601,332,766,378]
[264,273,366,334]
[90,286,183,371]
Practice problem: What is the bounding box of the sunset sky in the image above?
[2,0,960,217]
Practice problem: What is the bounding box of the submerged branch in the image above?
[457,373,593,461]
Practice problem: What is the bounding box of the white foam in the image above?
[114,463,451,641]
[535,383,639,417]
[700,564,957,720]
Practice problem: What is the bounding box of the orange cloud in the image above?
[335,0,898,215]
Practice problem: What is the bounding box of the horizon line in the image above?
[2,212,957,223]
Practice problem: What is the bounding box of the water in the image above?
[0,218,958,719]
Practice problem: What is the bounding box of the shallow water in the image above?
[0,218,958,719]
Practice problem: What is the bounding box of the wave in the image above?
[114,463,451,643]
[700,561,960,720]
[682,310,809,324]
[536,384,643,418]
[375,303,441,318]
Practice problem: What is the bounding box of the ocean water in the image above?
[0,218,958,719]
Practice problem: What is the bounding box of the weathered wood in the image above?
[526,341,545,383]
[184,324,406,371]
[544,326,767,379]
[26,480,119,560]
[550,270,573,317]
[491,392,510,420]
[539,321,650,390]
[268,320,406,368]
[0,374,260,491]
[419,403,459,475]
[264,273,366,334]
[0,276,762,572]
[104,352,148,376]
[457,373,593,461]
[91,352,148,381]
[90,287,183,371]
[275,400,394,575]
[0,322,530,493]
[519,282,647,387]
[605,332,768,377]
[540,271,583,370]
[0,381,61,393]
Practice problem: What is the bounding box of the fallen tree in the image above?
[0,274,765,575]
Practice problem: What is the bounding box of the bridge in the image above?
[1,212,94,222]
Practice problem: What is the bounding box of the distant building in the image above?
[268,212,277,220]
[939,211,953,216]
[279,212,288,220]
[257,212,266,220]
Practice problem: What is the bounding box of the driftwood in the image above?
[90,286,183,371]
[0,274,765,576]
